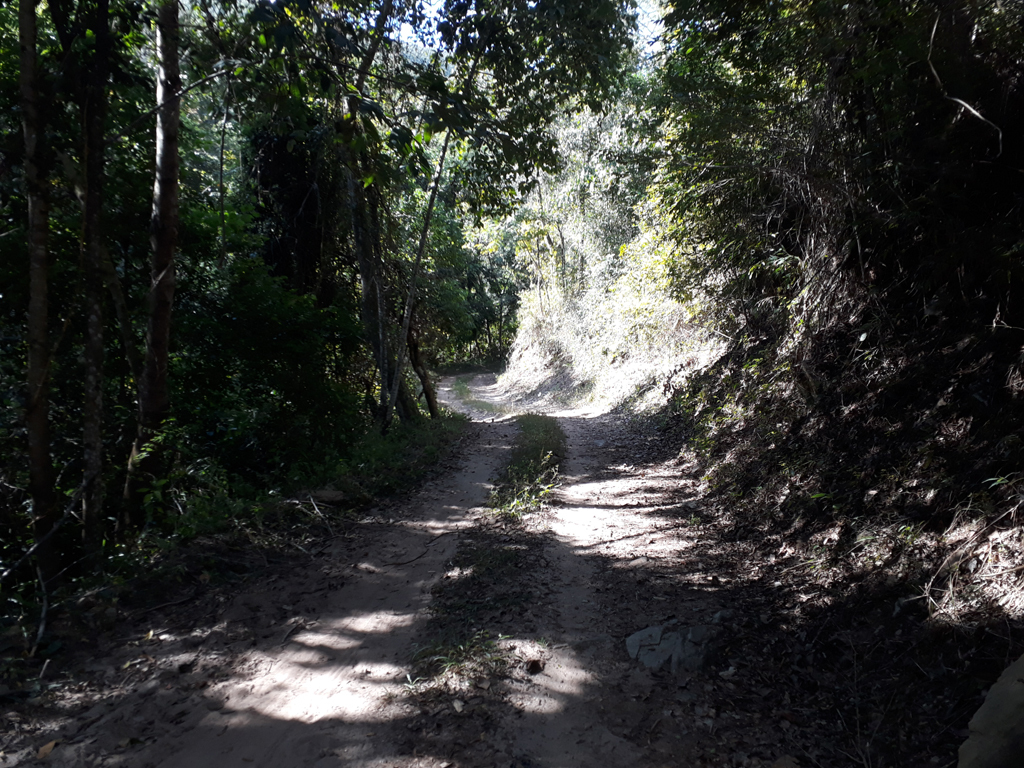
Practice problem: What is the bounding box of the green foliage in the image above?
[172,257,365,483]
[0,0,639,607]
[654,0,1024,335]
[411,629,507,682]
[333,409,468,499]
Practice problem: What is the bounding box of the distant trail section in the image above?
[441,374,725,767]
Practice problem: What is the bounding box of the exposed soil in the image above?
[0,373,1005,767]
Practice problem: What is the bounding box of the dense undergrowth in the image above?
[643,311,1024,764]
[666,316,1024,619]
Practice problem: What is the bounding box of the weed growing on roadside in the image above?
[452,376,473,400]
[411,629,509,683]
[490,414,567,520]
[409,533,531,696]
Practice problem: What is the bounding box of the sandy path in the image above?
[13,371,972,767]
[488,396,697,768]
[14,413,516,768]
[139,420,515,768]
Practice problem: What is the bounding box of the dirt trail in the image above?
[138,416,516,768]
[481,393,726,768]
[6,373,777,768]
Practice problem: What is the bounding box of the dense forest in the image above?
[3,0,1024,756]
[1,0,634,592]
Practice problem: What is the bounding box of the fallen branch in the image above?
[383,531,456,566]
[0,483,84,585]
[29,567,48,658]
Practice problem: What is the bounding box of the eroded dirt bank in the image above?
[2,373,988,767]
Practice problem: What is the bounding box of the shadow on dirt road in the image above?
[2,374,996,768]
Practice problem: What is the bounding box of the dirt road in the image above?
[4,374,799,768]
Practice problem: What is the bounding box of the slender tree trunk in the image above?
[355,0,393,94]
[395,377,422,424]
[21,0,59,581]
[101,246,142,383]
[375,274,391,416]
[383,128,453,429]
[81,0,110,549]
[345,0,405,427]
[123,0,180,530]
[408,327,439,419]
[497,300,504,354]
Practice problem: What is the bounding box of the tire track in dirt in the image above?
[466,371,754,768]
[10,375,723,768]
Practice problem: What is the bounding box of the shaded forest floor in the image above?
[0,373,1015,767]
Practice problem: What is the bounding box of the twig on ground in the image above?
[308,495,334,537]
[924,502,1022,613]
[384,531,456,566]
[30,567,48,658]
[132,588,199,619]
[279,621,304,646]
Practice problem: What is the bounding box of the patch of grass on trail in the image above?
[408,414,565,696]
[452,375,473,400]
[450,374,508,414]
[490,413,567,520]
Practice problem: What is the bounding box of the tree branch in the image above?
[0,484,84,586]
[105,69,230,147]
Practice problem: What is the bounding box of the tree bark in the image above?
[123,0,180,530]
[383,128,453,429]
[408,327,439,419]
[344,0,401,428]
[101,245,142,384]
[345,165,390,420]
[21,0,59,581]
[81,0,111,549]
[355,0,393,94]
[394,376,423,425]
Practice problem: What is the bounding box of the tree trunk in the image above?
[383,128,453,429]
[346,164,390,423]
[394,376,423,425]
[408,327,439,419]
[355,0,393,94]
[497,299,504,354]
[344,0,405,429]
[21,0,59,581]
[124,0,180,530]
[101,245,142,383]
[81,0,110,549]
